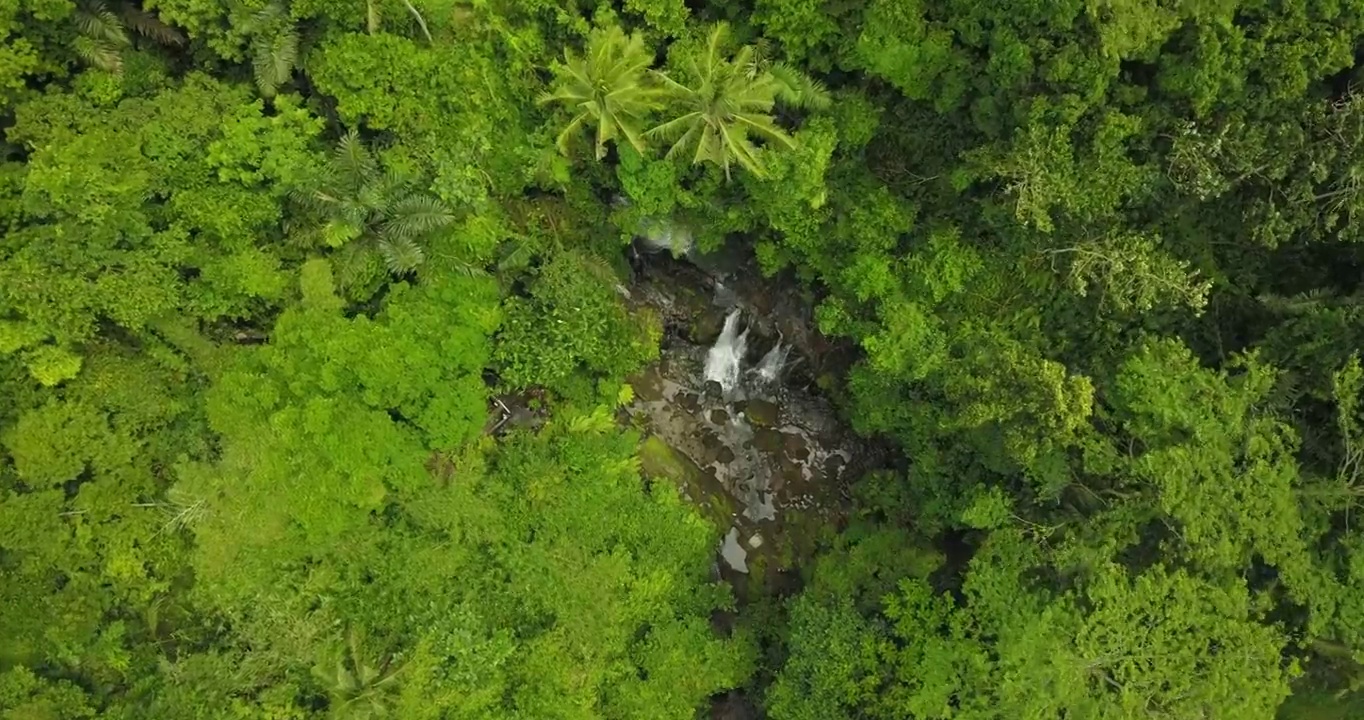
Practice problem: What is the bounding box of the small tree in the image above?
[290,131,455,281]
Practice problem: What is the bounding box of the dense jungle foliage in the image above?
[7,0,1364,717]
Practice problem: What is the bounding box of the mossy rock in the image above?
[639,435,735,528]
[689,309,726,345]
[744,398,779,428]
[640,435,696,482]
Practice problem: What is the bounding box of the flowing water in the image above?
[621,243,878,720]
[703,309,749,393]
[625,247,868,593]
[751,339,790,386]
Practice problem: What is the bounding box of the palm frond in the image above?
[594,105,615,159]
[450,261,490,278]
[385,194,456,239]
[75,0,130,44]
[696,123,721,168]
[120,4,186,45]
[613,114,649,155]
[542,23,661,159]
[249,0,289,29]
[647,22,807,180]
[73,34,124,73]
[287,184,328,214]
[554,112,592,156]
[733,112,797,148]
[321,219,364,248]
[332,130,378,187]
[537,86,583,106]
[378,235,426,274]
[646,111,703,142]
[376,167,413,199]
[703,22,731,77]
[651,70,693,97]
[251,26,298,98]
[662,122,703,163]
[770,62,831,110]
[719,123,766,178]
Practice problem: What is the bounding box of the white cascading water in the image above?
[704,309,748,392]
[752,340,790,385]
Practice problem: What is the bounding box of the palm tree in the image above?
[290,131,456,281]
[648,23,828,179]
[539,24,664,160]
[312,628,405,718]
[243,1,299,98]
[72,0,185,73]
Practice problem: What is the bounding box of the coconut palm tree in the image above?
[648,23,828,179]
[539,24,664,160]
[290,131,456,281]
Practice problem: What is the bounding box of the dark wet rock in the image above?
[753,428,783,453]
[782,431,809,460]
[824,454,847,480]
[709,408,729,425]
[700,432,725,464]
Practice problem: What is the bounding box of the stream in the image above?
[623,240,871,599]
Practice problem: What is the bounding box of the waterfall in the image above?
[752,340,790,385]
[704,309,748,392]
